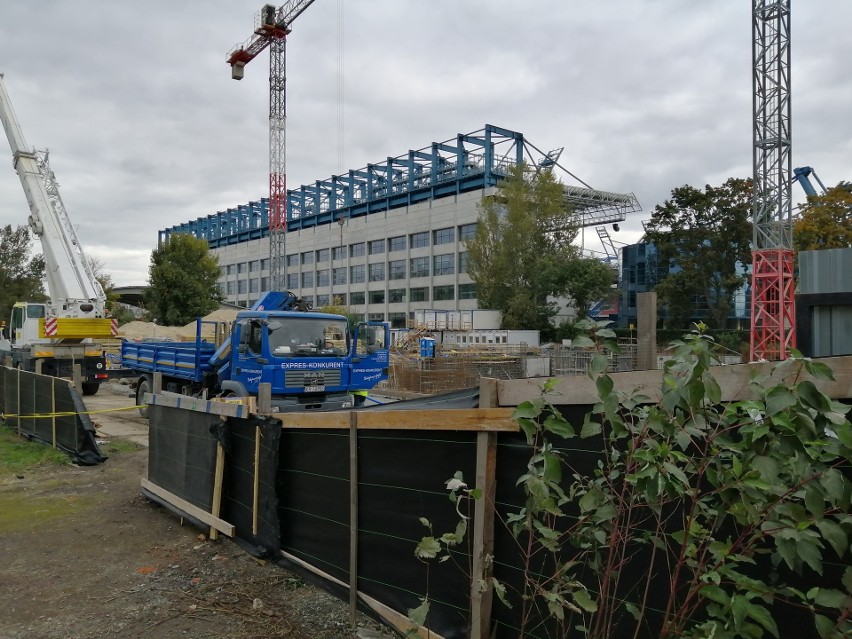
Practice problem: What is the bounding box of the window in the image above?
[249,260,260,272]
[332,246,347,260]
[302,295,314,307]
[410,287,429,302]
[316,269,330,287]
[409,231,429,248]
[301,271,314,288]
[261,276,269,290]
[388,235,406,252]
[286,273,299,289]
[350,264,365,284]
[250,278,260,293]
[368,313,385,322]
[433,285,455,301]
[316,248,330,263]
[301,251,314,265]
[433,253,455,276]
[388,259,406,280]
[226,264,236,275]
[459,283,477,299]
[350,242,366,257]
[286,254,299,267]
[369,290,385,304]
[238,262,247,274]
[333,268,347,285]
[369,262,385,282]
[368,239,385,255]
[350,291,365,305]
[458,223,477,241]
[458,251,469,274]
[261,258,270,271]
[316,294,330,307]
[410,256,429,278]
[389,288,406,303]
[227,281,236,295]
[388,312,407,328]
[219,282,227,295]
[433,227,455,245]
[332,293,347,305]
[238,280,248,294]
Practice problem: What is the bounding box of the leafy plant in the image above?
[412,323,852,638]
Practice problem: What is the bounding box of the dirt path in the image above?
[0,397,395,639]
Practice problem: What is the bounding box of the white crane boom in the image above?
[0,73,105,317]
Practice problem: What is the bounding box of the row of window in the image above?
[224,283,478,307]
[223,258,271,276]
[285,253,468,288]
[284,223,477,267]
[220,224,478,277]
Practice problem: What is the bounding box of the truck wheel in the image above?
[136,378,151,418]
[81,382,100,396]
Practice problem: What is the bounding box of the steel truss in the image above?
[751,0,795,360]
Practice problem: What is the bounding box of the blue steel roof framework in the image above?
[159,124,641,249]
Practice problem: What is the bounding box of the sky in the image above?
[0,1,849,287]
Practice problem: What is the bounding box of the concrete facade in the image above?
[214,188,491,327]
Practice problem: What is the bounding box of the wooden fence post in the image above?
[257,382,272,415]
[72,364,82,392]
[349,410,359,624]
[471,378,500,639]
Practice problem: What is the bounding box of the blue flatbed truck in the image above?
[120,292,389,416]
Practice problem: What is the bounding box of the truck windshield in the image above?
[267,317,349,358]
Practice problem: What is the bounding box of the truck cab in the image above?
[219,311,388,412]
[0,302,108,394]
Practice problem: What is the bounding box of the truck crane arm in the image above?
[0,74,105,316]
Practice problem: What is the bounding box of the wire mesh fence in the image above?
[380,340,638,395]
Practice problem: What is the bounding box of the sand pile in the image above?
[118,308,240,342]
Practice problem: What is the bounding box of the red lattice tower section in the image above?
[750,249,796,361]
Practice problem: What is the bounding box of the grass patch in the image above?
[98,439,144,455]
[0,492,94,534]
[0,425,70,477]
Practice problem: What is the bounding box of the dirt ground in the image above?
[0,386,397,639]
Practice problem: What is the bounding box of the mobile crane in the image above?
[0,74,114,395]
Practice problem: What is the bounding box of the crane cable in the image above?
[336,0,345,174]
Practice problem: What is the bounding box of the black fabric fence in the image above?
[0,366,106,465]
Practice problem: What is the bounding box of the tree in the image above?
[144,233,223,326]
[0,224,46,325]
[643,178,752,329]
[794,182,852,251]
[562,258,617,320]
[465,164,582,334]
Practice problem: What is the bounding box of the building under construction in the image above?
[160,124,640,326]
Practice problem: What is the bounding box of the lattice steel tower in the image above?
[227,1,317,292]
[750,0,795,361]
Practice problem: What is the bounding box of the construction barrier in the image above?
[0,366,106,465]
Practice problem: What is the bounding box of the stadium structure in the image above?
[160,124,640,327]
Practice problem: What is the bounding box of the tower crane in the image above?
[226,1,318,292]
[750,0,795,361]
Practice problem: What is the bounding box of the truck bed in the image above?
[120,339,217,382]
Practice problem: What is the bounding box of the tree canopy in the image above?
[465,163,609,334]
[793,182,852,251]
[144,233,223,326]
[0,224,46,325]
[561,257,617,320]
[643,178,752,329]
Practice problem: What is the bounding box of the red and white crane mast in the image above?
[227,1,317,291]
[750,0,795,361]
